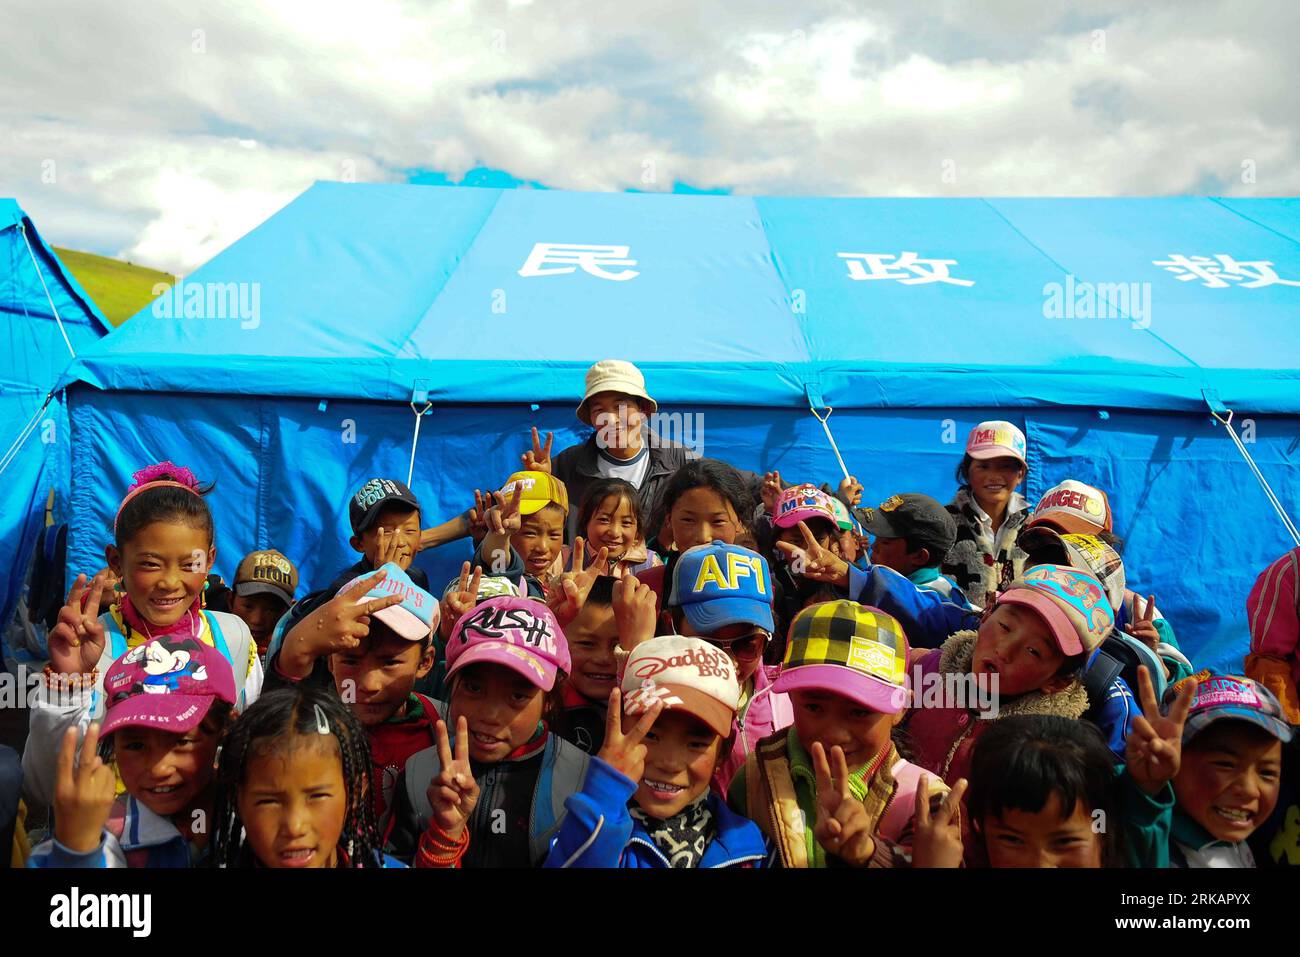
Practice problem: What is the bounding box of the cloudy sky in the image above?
[2,0,1296,273]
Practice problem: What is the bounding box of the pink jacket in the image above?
[714,663,793,797]
[1246,547,1300,722]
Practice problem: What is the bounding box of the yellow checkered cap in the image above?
[778,601,910,705]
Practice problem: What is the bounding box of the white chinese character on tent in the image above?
[517,243,639,281]
[1152,254,1300,289]
[837,251,975,287]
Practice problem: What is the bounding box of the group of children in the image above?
[14,404,1297,870]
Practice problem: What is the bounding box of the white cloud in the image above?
[1,0,1296,271]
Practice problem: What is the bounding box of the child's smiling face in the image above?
[512,505,566,578]
[450,663,547,763]
[981,792,1104,868]
[972,603,1070,698]
[238,736,348,869]
[1174,722,1282,844]
[566,603,620,702]
[329,627,434,727]
[115,710,224,820]
[586,493,638,560]
[633,709,721,819]
[789,689,898,774]
[108,521,214,628]
[968,457,1026,512]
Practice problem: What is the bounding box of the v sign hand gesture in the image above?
[548,538,610,627]
[53,723,117,854]
[280,570,404,679]
[1126,665,1195,795]
[812,742,877,866]
[1124,594,1161,654]
[775,521,851,588]
[611,575,658,651]
[426,716,481,840]
[521,427,554,474]
[911,775,967,868]
[596,688,663,783]
[49,573,109,677]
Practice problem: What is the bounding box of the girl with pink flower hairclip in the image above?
[23,461,264,815]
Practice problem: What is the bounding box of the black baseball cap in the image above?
[862,493,957,560]
[349,477,421,534]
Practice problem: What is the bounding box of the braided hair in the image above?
[209,685,382,868]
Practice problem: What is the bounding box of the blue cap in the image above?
[669,543,774,633]
[1167,672,1294,746]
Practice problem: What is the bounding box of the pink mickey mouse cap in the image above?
[101,637,237,736]
[446,596,571,691]
[773,484,839,530]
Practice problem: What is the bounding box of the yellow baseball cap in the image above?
[500,471,569,516]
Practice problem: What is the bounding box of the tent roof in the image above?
[60,184,1300,413]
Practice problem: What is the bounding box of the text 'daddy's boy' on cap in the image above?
[621,635,740,738]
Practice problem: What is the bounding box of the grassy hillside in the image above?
[52,247,174,327]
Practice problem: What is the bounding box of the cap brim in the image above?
[638,683,734,738]
[997,591,1084,656]
[446,641,558,691]
[966,447,1026,464]
[234,581,294,605]
[1025,515,1104,536]
[862,512,906,538]
[680,595,774,634]
[773,664,909,714]
[371,604,433,642]
[774,509,837,531]
[102,693,217,737]
[1183,709,1295,746]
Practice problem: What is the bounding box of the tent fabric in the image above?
[60,184,1300,412]
[1,198,110,631]
[45,183,1300,676]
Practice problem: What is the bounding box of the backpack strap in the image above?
[403,746,440,826]
[755,735,807,869]
[530,735,590,864]
[1084,644,1125,711]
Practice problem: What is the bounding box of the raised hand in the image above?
[1124,594,1161,652]
[426,716,480,839]
[775,521,851,587]
[485,483,524,538]
[612,575,658,651]
[1126,666,1194,795]
[548,538,610,627]
[760,470,784,514]
[838,475,864,506]
[440,561,483,640]
[596,689,662,783]
[279,570,404,679]
[911,775,967,868]
[521,427,554,474]
[53,723,117,854]
[48,573,109,676]
[812,742,878,866]
[466,489,491,541]
[374,526,413,570]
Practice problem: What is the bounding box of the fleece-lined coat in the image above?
[904,630,1090,785]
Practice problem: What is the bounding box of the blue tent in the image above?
[55,183,1300,671]
[1,199,109,633]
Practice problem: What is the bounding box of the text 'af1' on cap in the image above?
[621,635,739,738]
[668,542,774,634]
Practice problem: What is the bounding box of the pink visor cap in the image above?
[446,596,571,691]
[102,636,237,736]
[338,562,438,642]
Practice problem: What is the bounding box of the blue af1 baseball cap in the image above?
[669,542,775,634]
